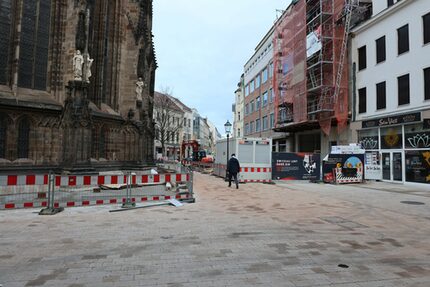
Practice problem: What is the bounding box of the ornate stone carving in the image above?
[73,50,84,80]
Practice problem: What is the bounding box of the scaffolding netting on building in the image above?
[273,0,350,136]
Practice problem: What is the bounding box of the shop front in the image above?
[358,112,430,185]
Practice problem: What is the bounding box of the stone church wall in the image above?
[0,0,156,172]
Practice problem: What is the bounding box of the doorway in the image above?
[382,151,403,182]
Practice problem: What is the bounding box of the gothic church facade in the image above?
[0,0,156,172]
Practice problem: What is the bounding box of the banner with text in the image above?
[272,153,320,181]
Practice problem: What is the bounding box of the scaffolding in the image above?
[273,0,371,135]
[273,0,307,129]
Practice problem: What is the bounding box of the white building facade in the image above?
[233,74,244,138]
[350,0,430,185]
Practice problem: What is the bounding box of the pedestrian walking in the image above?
[227,154,240,189]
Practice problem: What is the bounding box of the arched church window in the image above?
[99,127,108,159]
[0,114,7,158]
[17,117,30,158]
[0,0,12,85]
[17,0,52,90]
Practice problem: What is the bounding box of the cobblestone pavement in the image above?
[1,173,430,287]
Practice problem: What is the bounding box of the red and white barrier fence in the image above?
[212,163,272,183]
[0,172,192,210]
[0,173,189,187]
[2,194,191,210]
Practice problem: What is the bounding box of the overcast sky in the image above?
[153,0,291,135]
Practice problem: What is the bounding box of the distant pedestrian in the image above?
[227,154,240,189]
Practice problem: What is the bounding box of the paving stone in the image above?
[0,173,430,286]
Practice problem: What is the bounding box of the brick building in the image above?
[0,0,156,172]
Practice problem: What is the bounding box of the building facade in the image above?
[192,109,211,153]
[153,92,184,160]
[170,96,194,159]
[350,0,430,184]
[233,74,244,138]
[0,0,156,172]
[242,25,287,151]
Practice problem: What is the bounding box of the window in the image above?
[250,121,254,133]
[0,0,12,84]
[358,87,367,114]
[250,100,254,113]
[398,74,410,105]
[17,117,30,158]
[238,112,241,121]
[263,91,268,106]
[397,24,409,55]
[245,84,249,96]
[250,80,255,93]
[262,116,268,130]
[262,68,268,83]
[245,103,249,115]
[387,0,394,7]
[256,96,261,110]
[358,46,366,71]
[269,88,274,103]
[238,128,241,137]
[269,62,274,78]
[424,12,430,44]
[245,123,249,135]
[376,36,386,64]
[18,0,52,90]
[256,119,261,132]
[376,81,386,110]
[270,113,275,128]
[424,67,430,100]
[98,127,109,158]
[0,115,6,158]
[255,75,261,88]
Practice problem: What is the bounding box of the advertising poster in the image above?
[364,151,382,180]
[272,153,320,181]
[323,154,365,182]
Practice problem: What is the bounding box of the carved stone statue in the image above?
[86,56,94,82]
[73,50,84,80]
[135,77,144,101]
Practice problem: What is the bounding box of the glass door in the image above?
[382,153,391,180]
[392,152,403,181]
[381,152,403,182]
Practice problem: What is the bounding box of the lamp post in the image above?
[224,120,232,180]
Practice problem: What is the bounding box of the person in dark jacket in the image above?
[227,154,240,189]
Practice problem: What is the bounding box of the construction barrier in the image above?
[335,167,363,184]
[0,170,193,210]
[212,163,272,183]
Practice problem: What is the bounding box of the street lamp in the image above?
[224,120,232,179]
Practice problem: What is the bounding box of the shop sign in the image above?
[362,112,421,129]
[272,152,320,180]
[424,119,430,129]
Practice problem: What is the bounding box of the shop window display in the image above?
[405,150,430,184]
[404,123,430,149]
[381,126,402,149]
[358,129,378,150]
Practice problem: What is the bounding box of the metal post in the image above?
[46,171,52,209]
[226,134,229,180]
[39,171,64,215]
[122,171,135,208]
[49,172,55,209]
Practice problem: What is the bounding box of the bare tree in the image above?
[154,88,183,157]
